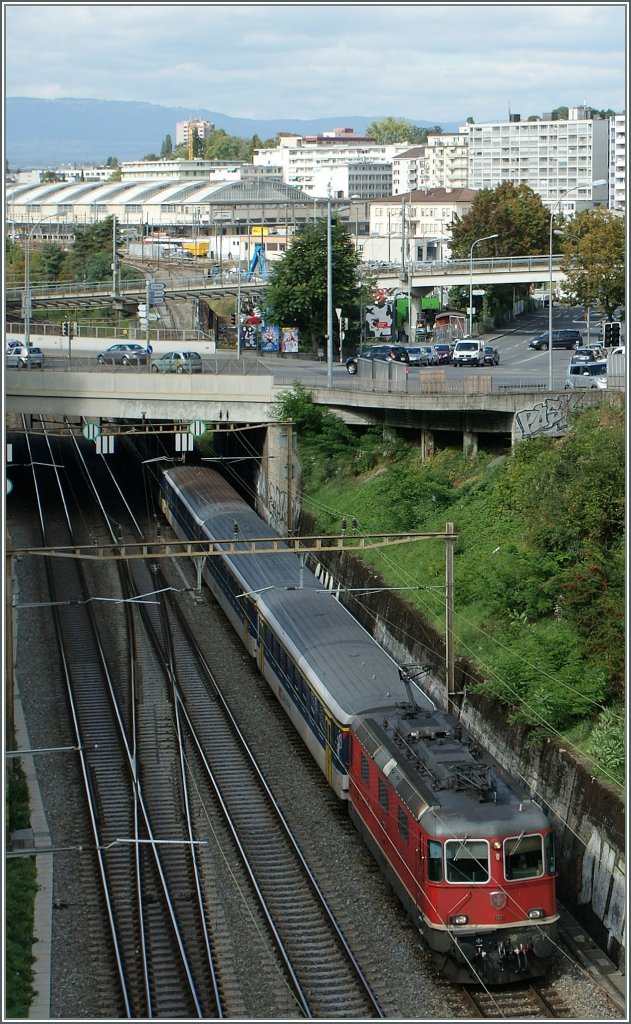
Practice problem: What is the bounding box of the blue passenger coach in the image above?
[160,465,434,797]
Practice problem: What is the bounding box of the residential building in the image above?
[426,131,469,189]
[363,187,476,263]
[253,130,411,197]
[608,113,625,212]
[391,148,428,194]
[465,108,610,213]
[175,119,215,147]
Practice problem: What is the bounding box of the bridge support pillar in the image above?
[463,429,478,458]
[420,428,435,460]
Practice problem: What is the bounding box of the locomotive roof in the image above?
[354,709,550,838]
[164,466,435,724]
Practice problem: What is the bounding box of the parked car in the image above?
[452,339,486,367]
[406,344,437,366]
[5,345,45,368]
[345,344,410,374]
[564,361,608,390]
[528,329,583,351]
[483,345,500,366]
[432,343,453,365]
[97,343,148,366]
[571,346,606,364]
[151,350,203,374]
[5,338,22,353]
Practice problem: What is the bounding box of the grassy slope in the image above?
[294,404,625,788]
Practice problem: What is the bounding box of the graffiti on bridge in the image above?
[514,395,573,439]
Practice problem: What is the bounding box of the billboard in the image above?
[261,324,280,351]
[281,327,300,352]
[364,287,396,339]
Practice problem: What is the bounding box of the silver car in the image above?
[97,343,148,366]
[150,350,203,374]
[564,361,608,390]
[5,345,45,368]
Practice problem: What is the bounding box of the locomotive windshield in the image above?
[445,839,489,883]
[504,833,544,879]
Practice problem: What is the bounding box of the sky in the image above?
[3,2,628,124]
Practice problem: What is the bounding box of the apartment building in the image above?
[253,130,410,197]
[465,108,610,212]
[608,113,625,212]
[363,187,476,263]
[175,119,215,147]
[426,131,470,189]
[391,148,428,194]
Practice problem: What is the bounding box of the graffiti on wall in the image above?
[578,829,626,953]
[513,395,573,440]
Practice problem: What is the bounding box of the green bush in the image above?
[586,706,625,787]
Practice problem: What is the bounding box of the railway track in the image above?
[459,978,573,1017]
[29,427,383,1018]
[25,424,222,1017]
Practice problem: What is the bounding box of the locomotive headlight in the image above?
[528,908,544,919]
[449,914,469,925]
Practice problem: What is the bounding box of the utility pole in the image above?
[445,521,455,713]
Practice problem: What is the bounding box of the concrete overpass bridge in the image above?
[5,255,564,313]
[5,359,610,462]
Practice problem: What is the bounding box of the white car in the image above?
[5,344,45,368]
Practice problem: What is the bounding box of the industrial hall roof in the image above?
[6,177,315,219]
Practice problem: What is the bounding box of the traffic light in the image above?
[603,322,621,346]
[62,321,69,336]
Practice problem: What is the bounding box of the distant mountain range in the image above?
[6,97,461,167]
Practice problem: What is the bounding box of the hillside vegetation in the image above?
[274,385,625,788]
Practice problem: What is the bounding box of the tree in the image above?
[559,208,625,318]
[160,134,173,158]
[264,218,360,352]
[450,181,550,258]
[365,117,427,145]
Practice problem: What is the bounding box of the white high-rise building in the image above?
[253,130,411,198]
[465,109,610,213]
[608,113,625,212]
[175,119,215,147]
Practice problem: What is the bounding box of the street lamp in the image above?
[326,191,333,387]
[23,211,68,352]
[547,179,606,390]
[469,234,498,337]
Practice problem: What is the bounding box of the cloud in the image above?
[5,3,626,121]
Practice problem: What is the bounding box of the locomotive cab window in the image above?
[445,839,489,883]
[427,840,443,881]
[545,832,556,875]
[504,834,544,880]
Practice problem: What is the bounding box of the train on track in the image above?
[160,465,558,985]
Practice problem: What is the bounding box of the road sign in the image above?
[176,432,194,452]
[96,435,115,454]
[189,419,206,436]
[82,422,101,441]
[148,312,160,321]
[472,289,486,296]
[138,303,148,314]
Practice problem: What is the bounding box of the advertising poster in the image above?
[240,323,258,349]
[364,286,395,339]
[281,327,300,352]
[260,324,280,352]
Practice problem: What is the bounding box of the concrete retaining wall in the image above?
[297,512,626,970]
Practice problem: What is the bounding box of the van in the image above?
[452,339,485,367]
[564,361,608,390]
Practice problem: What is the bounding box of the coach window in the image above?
[397,805,409,844]
[504,834,544,880]
[378,778,388,813]
[445,839,490,883]
[360,752,370,785]
[427,840,443,882]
